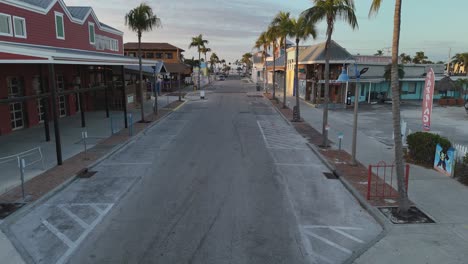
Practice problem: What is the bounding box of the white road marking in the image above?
[330,227,365,244]
[257,120,270,148]
[302,225,363,230]
[58,205,89,229]
[55,203,113,264]
[42,220,75,248]
[303,229,353,255]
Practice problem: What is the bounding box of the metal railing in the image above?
[367,161,410,200]
[0,147,45,170]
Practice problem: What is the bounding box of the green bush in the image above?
[406,132,452,166]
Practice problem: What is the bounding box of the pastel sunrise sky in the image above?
[67,0,466,63]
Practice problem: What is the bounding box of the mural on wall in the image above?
[434,144,456,177]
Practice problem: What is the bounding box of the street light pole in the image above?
[351,64,360,166]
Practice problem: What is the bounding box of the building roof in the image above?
[266,54,285,68]
[3,0,123,35]
[124,43,185,52]
[436,76,461,92]
[67,6,91,20]
[16,0,53,8]
[296,40,353,64]
[164,62,191,74]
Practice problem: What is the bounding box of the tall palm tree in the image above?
[254,32,269,91]
[400,53,412,64]
[271,11,293,108]
[289,16,317,121]
[374,50,384,56]
[125,3,161,121]
[412,51,428,64]
[210,52,219,73]
[370,0,410,214]
[241,53,253,73]
[266,25,280,100]
[189,34,209,90]
[301,0,358,147]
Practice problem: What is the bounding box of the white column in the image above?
[368,82,372,104]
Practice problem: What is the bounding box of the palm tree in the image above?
[266,25,280,100]
[370,0,410,214]
[125,3,161,121]
[189,34,209,90]
[241,53,253,73]
[400,53,412,64]
[271,11,293,108]
[289,16,317,121]
[210,52,219,73]
[374,50,384,56]
[254,32,269,91]
[301,0,358,147]
[452,53,468,75]
[384,63,405,81]
[412,51,428,64]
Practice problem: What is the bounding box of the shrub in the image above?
[456,153,468,186]
[406,132,452,166]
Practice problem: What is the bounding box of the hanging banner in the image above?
[422,68,435,131]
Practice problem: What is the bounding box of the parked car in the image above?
[218,76,225,81]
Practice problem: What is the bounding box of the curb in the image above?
[0,104,179,227]
[264,95,292,126]
[305,142,391,264]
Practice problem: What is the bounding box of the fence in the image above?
[367,161,410,200]
[453,143,468,163]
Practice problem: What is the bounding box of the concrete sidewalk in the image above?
[0,95,180,196]
[280,95,468,263]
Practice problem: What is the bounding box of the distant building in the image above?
[124,43,191,91]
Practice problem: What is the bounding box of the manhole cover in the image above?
[323,172,338,179]
[0,203,26,219]
[379,206,435,224]
[77,169,97,179]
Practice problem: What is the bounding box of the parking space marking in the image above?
[58,205,89,229]
[42,219,75,248]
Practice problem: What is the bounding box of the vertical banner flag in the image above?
[422,68,435,131]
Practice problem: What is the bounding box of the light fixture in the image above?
[337,66,350,82]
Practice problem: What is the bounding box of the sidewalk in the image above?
[279,95,468,263]
[0,95,180,196]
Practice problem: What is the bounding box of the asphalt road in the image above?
[6,78,380,264]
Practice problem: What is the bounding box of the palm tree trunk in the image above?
[391,0,410,214]
[198,48,201,90]
[264,48,267,91]
[283,38,287,108]
[322,23,332,147]
[138,32,145,122]
[294,38,301,121]
[273,40,276,100]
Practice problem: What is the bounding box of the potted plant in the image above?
[448,97,457,106]
[457,97,465,106]
[439,96,448,106]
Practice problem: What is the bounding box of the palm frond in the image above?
[369,0,383,17]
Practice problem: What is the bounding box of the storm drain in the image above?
[77,169,97,179]
[323,172,338,180]
[0,203,26,219]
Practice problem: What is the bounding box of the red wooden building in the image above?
[0,0,158,164]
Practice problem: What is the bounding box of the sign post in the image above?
[422,68,435,131]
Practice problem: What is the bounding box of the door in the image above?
[56,75,67,117]
[37,99,45,123]
[7,77,24,130]
[9,102,24,130]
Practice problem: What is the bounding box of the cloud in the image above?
[65,0,305,62]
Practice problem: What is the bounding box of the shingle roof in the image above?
[298,40,353,63]
[16,0,53,9]
[266,54,285,67]
[164,62,191,74]
[99,22,120,33]
[124,43,185,52]
[67,6,91,20]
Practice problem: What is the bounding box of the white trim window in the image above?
[88,22,95,44]
[13,16,26,38]
[55,12,65,40]
[0,13,13,37]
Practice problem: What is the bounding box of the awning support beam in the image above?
[39,65,50,142]
[121,66,128,128]
[48,64,63,165]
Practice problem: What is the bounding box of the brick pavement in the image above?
[0,100,184,204]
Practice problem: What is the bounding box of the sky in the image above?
[67,0,468,63]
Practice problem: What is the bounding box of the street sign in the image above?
[338,132,344,139]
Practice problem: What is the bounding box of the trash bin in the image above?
[256,84,260,91]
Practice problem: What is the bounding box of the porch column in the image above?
[79,66,86,128]
[39,65,50,142]
[121,66,128,128]
[48,64,63,165]
[368,82,372,104]
[104,67,110,118]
